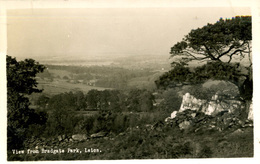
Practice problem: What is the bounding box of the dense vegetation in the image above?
[7,56,47,150]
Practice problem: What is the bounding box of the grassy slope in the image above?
[9,126,253,160]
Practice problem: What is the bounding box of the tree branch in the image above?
[203,44,218,60]
[217,45,235,60]
[227,49,248,63]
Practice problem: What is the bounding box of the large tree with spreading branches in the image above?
[156,16,252,103]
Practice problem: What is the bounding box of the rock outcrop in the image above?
[166,92,253,131]
[173,92,245,117]
[179,93,207,112]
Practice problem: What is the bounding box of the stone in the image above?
[228,129,244,137]
[57,135,65,142]
[179,121,191,130]
[178,92,242,116]
[179,93,208,112]
[171,111,178,118]
[206,101,225,115]
[72,134,88,141]
[165,117,172,122]
[90,132,107,138]
[191,113,196,118]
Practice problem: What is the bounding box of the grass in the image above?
[8,123,253,161]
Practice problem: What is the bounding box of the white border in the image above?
[0,0,259,164]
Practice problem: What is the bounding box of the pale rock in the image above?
[179,93,207,112]
[191,113,196,118]
[179,121,191,130]
[248,103,253,120]
[206,101,225,115]
[211,94,219,101]
[178,93,242,116]
[165,117,172,122]
[72,134,88,141]
[57,135,66,141]
[90,131,107,138]
[227,129,244,138]
[171,111,178,118]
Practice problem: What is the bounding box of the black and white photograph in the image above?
[0,0,259,162]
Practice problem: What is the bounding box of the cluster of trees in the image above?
[37,89,155,112]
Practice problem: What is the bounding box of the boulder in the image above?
[72,134,88,141]
[57,135,66,142]
[178,121,191,130]
[206,101,225,116]
[179,93,207,112]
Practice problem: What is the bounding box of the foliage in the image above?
[126,89,154,112]
[9,123,253,160]
[7,55,46,150]
[157,88,182,113]
[47,91,86,111]
[155,64,192,88]
[170,16,251,64]
[157,61,252,101]
[156,16,252,102]
[7,56,45,94]
[45,104,79,137]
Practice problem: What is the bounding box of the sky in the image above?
[7,7,251,60]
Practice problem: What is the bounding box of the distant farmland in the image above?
[37,80,111,95]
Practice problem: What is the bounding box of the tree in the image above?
[158,88,182,113]
[7,55,46,150]
[86,89,100,110]
[156,16,252,102]
[170,16,251,65]
[45,101,78,137]
[74,91,87,110]
[126,89,154,112]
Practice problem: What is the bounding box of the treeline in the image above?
[36,89,155,112]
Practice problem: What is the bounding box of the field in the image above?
[37,79,110,95]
